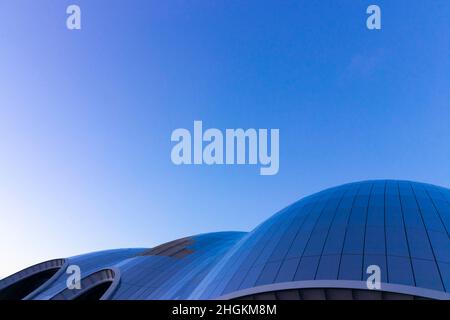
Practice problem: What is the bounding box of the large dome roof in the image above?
[190,180,450,300]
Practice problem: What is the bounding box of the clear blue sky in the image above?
[0,0,449,277]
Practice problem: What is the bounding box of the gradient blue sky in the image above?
[0,0,449,278]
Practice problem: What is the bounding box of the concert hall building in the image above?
[1,180,449,300]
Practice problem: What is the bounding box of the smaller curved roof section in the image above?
[108,232,246,300]
[51,269,118,300]
[30,248,145,300]
[0,259,66,300]
[9,232,246,300]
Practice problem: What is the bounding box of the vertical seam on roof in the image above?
[337,183,363,279]
[313,187,349,280]
[398,181,417,287]
[383,180,389,283]
[292,188,343,281]
[270,191,328,282]
[232,209,294,292]
[410,182,445,291]
[424,186,450,238]
[361,182,375,281]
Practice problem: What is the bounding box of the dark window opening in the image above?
[0,268,60,300]
[74,281,113,300]
[51,269,116,300]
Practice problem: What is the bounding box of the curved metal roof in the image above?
[190,180,450,299]
[1,180,449,300]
